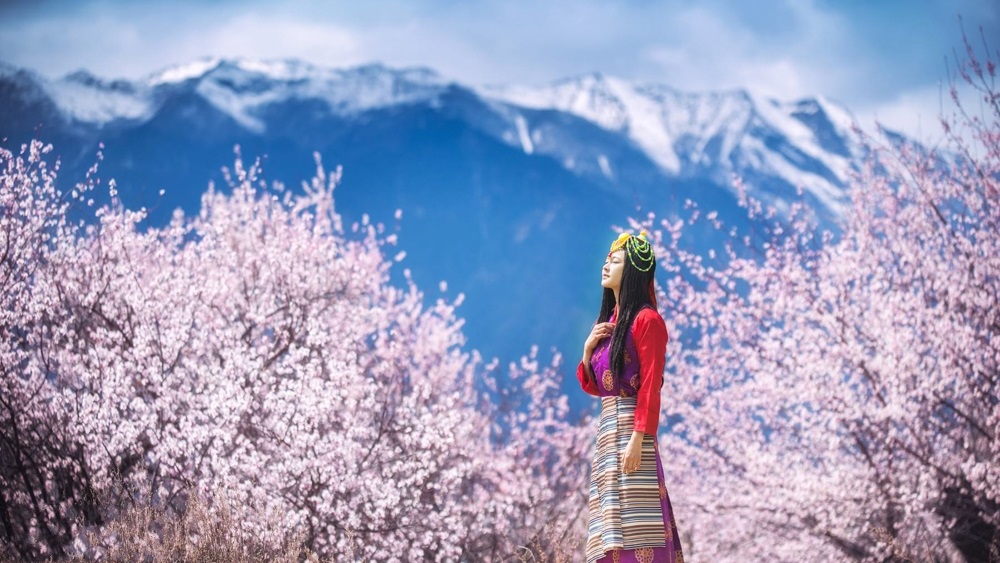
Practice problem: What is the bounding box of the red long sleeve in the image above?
[632,308,668,435]
[577,360,601,396]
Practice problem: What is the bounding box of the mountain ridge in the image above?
[0,57,886,412]
[5,56,865,221]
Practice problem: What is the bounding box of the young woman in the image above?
[577,230,684,563]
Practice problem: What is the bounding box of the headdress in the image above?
[608,229,657,307]
[608,230,655,272]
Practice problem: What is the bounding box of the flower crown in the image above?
[609,230,655,272]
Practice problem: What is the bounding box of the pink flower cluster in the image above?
[641,36,1000,562]
[0,146,589,561]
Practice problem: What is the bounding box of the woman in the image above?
[577,230,684,563]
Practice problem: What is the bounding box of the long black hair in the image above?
[597,247,657,379]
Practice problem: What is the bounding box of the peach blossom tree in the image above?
[0,142,590,561]
[643,36,1000,562]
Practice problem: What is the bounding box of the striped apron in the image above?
[585,396,675,563]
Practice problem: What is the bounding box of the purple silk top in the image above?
[588,310,643,398]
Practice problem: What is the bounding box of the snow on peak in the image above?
[483,72,628,131]
[480,72,865,216]
[812,95,857,134]
[181,58,450,132]
[148,58,222,85]
[31,58,451,129]
[514,115,534,154]
[482,73,681,172]
[44,68,155,123]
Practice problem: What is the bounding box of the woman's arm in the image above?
[632,308,668,435]
[623,309,668,473]
[577,355,601,396]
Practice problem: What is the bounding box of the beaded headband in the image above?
[608,230,655,272]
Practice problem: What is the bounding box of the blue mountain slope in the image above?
[0,58,877,415]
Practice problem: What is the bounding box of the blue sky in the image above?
[1,0,997,141]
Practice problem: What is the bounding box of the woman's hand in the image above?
[584,322,615,355]
[622,432,643,474]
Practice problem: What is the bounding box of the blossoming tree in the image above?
[646,36,999,561]
[0,143,590,561]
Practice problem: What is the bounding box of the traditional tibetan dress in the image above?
[576,306,684,563]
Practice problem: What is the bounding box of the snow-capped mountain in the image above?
[5,57,865,220]
[11,58,448,129]
[0,58,876,408]
[482,73,860,218]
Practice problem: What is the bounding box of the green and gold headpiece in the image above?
[609,230,655,272]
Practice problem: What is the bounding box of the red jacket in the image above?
[576,307,668,435]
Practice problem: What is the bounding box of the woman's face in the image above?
[601,250,625,290]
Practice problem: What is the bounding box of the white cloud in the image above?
[0,0,993,148]
[635,2,864,102]
[200,14,362,67]
[855,81,986,147]
[0,8,363,80]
